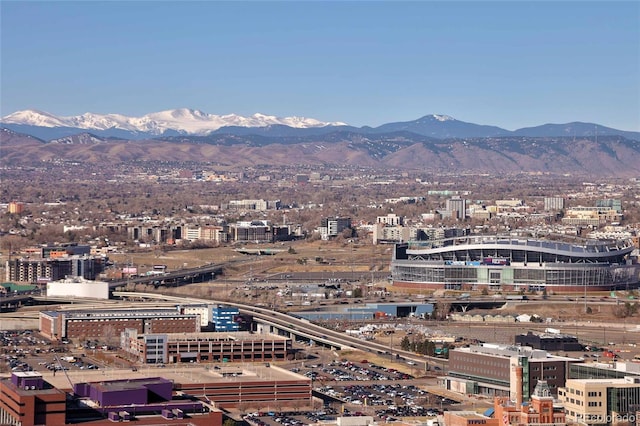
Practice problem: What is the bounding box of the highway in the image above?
[107,262,226,289]
[113,291,449,371]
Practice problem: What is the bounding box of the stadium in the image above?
[390,235,639,293]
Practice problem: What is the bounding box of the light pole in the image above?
[583,268,587,314]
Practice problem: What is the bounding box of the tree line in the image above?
[400,335,451,358]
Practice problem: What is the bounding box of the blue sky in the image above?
[1,1,639,130]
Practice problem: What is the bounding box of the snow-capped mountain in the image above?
[3,109,639,141]
[1,108,347,136]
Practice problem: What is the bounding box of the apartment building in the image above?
[6,255,106,283]
[377,213,405,226]
[544,197,565,211]
[227,199,281,211]
[7,201,24,214]
[183,224,229,243]
[372,224,411,244]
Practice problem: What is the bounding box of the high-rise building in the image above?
[446,196,467,220]
[544,197,565,211]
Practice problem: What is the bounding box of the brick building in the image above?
[0,372,66,426]
[39,308,199,340]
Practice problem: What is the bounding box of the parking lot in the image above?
[244,407,340,426]
[280,356,458,421]
[1,330,104,374]
[296,359,415,382]
[2,329,460,424]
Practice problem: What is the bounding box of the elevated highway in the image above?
[113,291,449,371]
[0,294,33,312]
[107,262,224,289]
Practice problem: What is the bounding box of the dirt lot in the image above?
[111,240,391,275]
[111,240,640,326]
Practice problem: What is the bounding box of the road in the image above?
[113,291,449,372]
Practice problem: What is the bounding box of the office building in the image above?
[446,196,467,220]
[559,376,640,425]
[569,361,640,380]
[0,372,66,426]
[212,305,240,332]
[39,308,199,340]
[318,217,352,240]
[596,199,622,213]
[444,343,581,398]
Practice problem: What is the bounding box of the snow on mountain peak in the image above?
[432,114,454,122]
[2,109,67,127]
[1,109,348,135]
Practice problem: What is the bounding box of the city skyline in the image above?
[1,1,639,131]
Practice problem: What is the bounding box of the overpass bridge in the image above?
[113,291,449,372]
[107,263,224,289]
[0,294,33,312]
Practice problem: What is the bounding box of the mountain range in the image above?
[2,109,640,176]
[2,109,639,141]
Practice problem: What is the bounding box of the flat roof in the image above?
[13,371,43,378]
[450,411,490,419]
[25,364,309,391]
[46,309,195,319]
[458,344,581,361]
[92,377,171,392]
[567,377,640,385]
[0,377,65,397]
[162,331,289,342]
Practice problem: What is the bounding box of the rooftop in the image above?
[41,308,195,319]
[24,364,308,391]
[160,331,289,342]
[449,410,492,419]
[458,343,580,361]
[12,371,43,378]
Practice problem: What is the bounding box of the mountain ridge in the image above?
[1,108,348,137]
[2,109,639,141]
[2,126,639,177]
